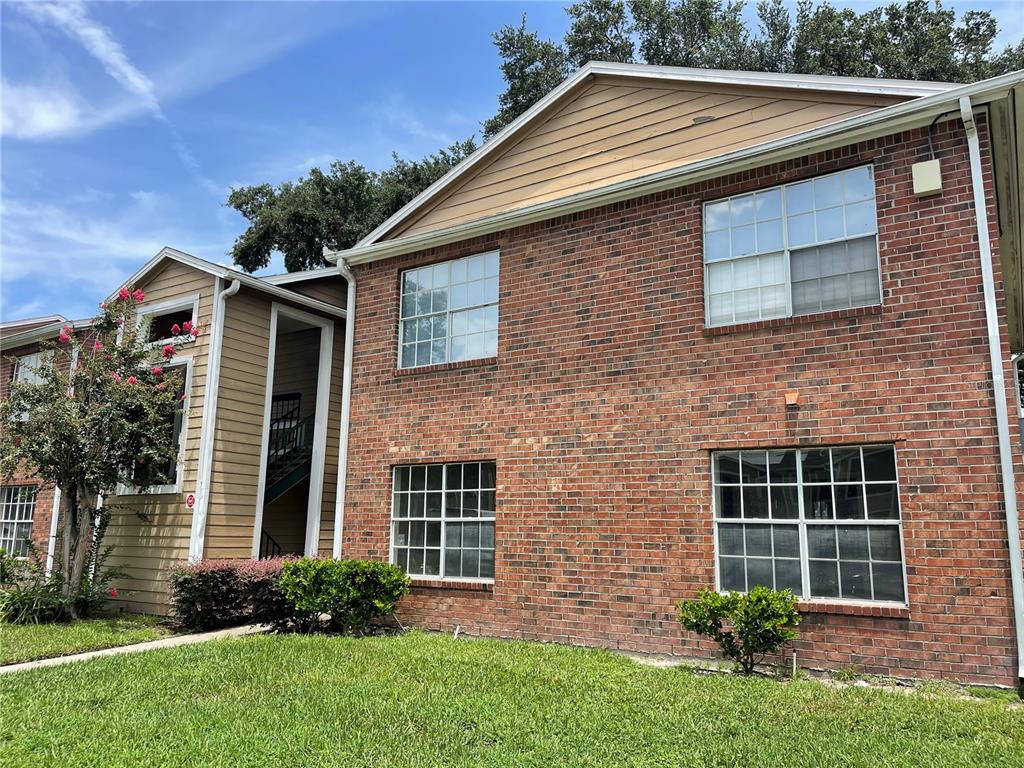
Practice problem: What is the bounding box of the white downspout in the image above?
[333,256,356,558]
[960,95,1024,688]
[188,277,241,562]
[46,343,79,574]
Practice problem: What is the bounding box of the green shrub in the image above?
[0,554,68,624]
[280,559,410,635]
[677,586,801,675]
[168,560,248,631]
[239,558,318,633]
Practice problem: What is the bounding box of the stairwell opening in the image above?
[257,309,332,558]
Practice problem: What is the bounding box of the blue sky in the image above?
[1,1,1021,322]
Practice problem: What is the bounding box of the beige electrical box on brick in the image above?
[912,159,942,197]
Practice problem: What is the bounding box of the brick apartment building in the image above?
[325,64,1024,688]
[3,64,1024,689]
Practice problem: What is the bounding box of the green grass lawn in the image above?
[0,632,1020,768]
[0,612,170,665]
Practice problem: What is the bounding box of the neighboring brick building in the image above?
[327,64,1024,688]
[0,317,84,566]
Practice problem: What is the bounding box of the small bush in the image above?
[0,553,67,624]
[168,560,248,631]
[677,586,801,675]
[238,558,317,633]
[280,559,410,635]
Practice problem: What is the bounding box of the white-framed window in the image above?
[0,485,37,557]
[398,251,499,369]
[136,295,199,346]
[704,166,880,327]
[391,461,496,580]
[120,358,191,495]
[13,351,53,386]
[712,445,906,604]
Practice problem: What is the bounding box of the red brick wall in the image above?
[1,340,65,560]
[345,118,1021,685]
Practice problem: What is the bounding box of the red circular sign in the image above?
[185,493,196,509]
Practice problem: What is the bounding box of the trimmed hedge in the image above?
[280,559,410,635]
[169,557,409,634]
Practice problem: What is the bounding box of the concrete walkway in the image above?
[0,624,266,675]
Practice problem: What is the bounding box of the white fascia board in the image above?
[355,63,958,248]
[0,318,90,351]
[109,247,346,320]
[584,62,956,98]
[0,314,67,331]
[261,267,341,285]
[328,68,1024,268]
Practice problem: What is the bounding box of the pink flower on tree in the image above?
[93,340,103,351]
[191,325,201,338]
[170,323,181,335]
[57,327,71,344]
[132,289,146,302]
[151,366,164,377]
[162,344,175,359]
[118,287,131,301]
[111,372,122,383]
[109,588,119,598]
[127,375,138,385]
[181,320,193,333]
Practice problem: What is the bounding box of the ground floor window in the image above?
[391,461,496,580]
[713,445,905,603]
[0,485,37,557]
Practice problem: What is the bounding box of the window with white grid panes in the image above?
[713,445,905,603]
[704,166,880,326]
[391,462,496,580]
[0,486,37,558]
[399,251,499,368]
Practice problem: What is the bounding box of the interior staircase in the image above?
[259,393,313,559]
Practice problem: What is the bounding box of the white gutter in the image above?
[960,95,1024,686]
[337,69,1024,265]
[188,277,240,562]
[332,256,356,558]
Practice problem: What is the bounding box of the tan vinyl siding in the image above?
[204,287,272,559]
[105,260,216,614]
[390,76,906,238]
[285,277,347,308]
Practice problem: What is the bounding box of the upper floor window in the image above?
[713,445,905,604]
[399,251,499,369]
[704,166,880,327]
[13,351,53,386]
[126,359,190,494]
[137,296,199,345]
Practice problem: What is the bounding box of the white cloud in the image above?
[18,1,160,112]
[0,81,84,139]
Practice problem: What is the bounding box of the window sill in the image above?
[409,577,494,593]
[395,357,497,377]
[703,304,883,337]
[115,484,181,497]
[798,599,909,619]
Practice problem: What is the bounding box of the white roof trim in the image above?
[0,314,67,331]
[0,318,91,352]
[331,68,1022,267]
[355,61,957,247]
[261,267,341,286]
[111,247,346,319]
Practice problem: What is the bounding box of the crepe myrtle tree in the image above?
[0,288,200,618]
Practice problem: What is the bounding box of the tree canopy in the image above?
[227,0,1024,273]
[228,140,477,273]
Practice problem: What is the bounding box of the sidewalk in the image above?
[0,624,265,674]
